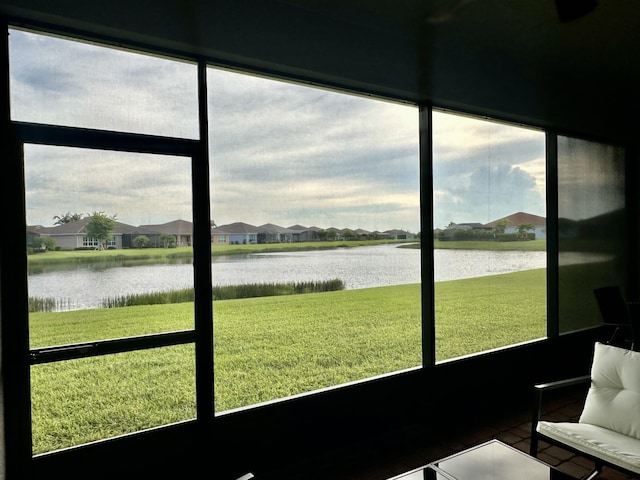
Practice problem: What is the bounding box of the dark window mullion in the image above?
[419,104,436,367]
[14,121,198,157]
[2,20,34,477]
[193,60,214,423]
[545,132,559,339]
[29,330,196,365]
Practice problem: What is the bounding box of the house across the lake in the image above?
[287,225,321,242]
[31,218,194,250]
[30,218,418,249]
[138,219,194,247]
[211,222,258,245]
[485,212,547,239]
[438,212,546,240]
[211,222,417,245]
[257,223,295,243]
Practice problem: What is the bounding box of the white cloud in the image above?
[208,68,420,231]
[432,111,546,229]
[24,145,192,227]
[10,29,199,138]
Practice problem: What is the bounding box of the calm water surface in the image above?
[28,244,546,311]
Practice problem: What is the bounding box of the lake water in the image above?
[28,244,546,311]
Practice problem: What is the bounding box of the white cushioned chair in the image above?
[530,342,640,478]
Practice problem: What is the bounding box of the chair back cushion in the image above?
[579,342,640,439]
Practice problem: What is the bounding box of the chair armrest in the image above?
[529,375,590,455]
[534,374,591,392]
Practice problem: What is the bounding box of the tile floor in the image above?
[260,384,637,479]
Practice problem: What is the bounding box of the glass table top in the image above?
[389,440,576,480]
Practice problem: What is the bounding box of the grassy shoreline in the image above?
[433,238,545,251]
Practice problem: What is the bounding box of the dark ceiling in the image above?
[2,0,639,141]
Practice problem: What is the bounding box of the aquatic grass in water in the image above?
[29,297,75,313]
[101,288,195,308]
[29,280,346,311]
[99,279,345,308]
[213,279,345,300]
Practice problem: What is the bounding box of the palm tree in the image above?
[53,212,84,225]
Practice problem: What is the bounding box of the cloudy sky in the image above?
[11,28,545,233]
[433,111,545,228]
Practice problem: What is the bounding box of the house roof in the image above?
[139,219,193,235]
[485,212,546,228]
[257,223,294,234]
[37,217,139,235]
[126,226,165,236]
[211,222,258,234]
[38,218,194,236]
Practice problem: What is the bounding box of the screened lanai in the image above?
[1,1,640,479]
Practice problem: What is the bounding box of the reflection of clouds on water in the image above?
[213,245,421,290]
[29,245,547,311]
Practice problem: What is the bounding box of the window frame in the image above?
[5,48,213,465]
[429,108,549,361]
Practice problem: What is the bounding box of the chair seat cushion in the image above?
[537,421,640,474]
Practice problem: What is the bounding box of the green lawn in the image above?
[435,269,546,359]
[433,238,546,251]
[29,268,546,454]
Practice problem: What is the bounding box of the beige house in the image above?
[139,219,193,247]
[211,222,258,245]
[485,212,547,239]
